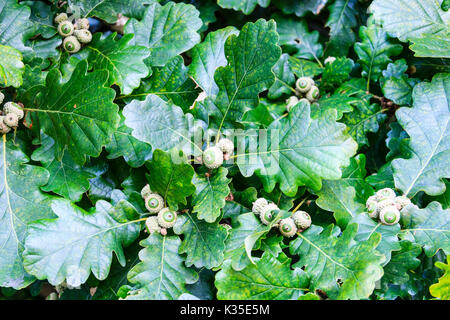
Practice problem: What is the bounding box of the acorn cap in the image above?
[157,208,178,228]
[63,36,81,53]
[279,217,297,237]
[296,77,312,93]
[203,146,223,169]
[252,198,269,215]
[145,193,164,214]
[58,20,74,36]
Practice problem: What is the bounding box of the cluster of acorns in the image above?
[141,184,178,235]
[252,198,312,237]
[286,76,320,113]
[365,188,411,225]
[0,92,24,134]
[202,138,234,169]
[54,13,92,53]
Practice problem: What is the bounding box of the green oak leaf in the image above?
[241,99,285,128]
[354,20,402,86]
[290,223,385,299]
[133,55,200,111]
[68,0,154,23]
[274,13,323,61]
[0,45,24,88]
[23,198,141,287]
[366,162,395,190]
[298,293,321,300]
[209,19,281,129]
[321,57,355,89]
[0,137,55,289]
[382,61,420,106]
[16,64,47,106]
[124,2,202,67]
[86,32,150,95]
[27,37,61,62]
[342,101,386,147]
[173,212,228,269]
[259,235,284,258]
[381,240,421,288]
[275,0,328,17]
[352,213,401,265]
[288,56,323,78]
[425,180,450,209]
[31,60,119,165]
[125,234,198,300]
[268,53,296,99]
[0,0,35,56]
[189,27,239,97]
[195,1,218,33]
[223,187,257,221]
[224,211,289,271]
[400,202,450,257]
[315,154,373,227]
[23,0,56,39]
[325,0,359,56]
[192,167,231,222]
[336,78,386,147]
[382,59,409,79]
[217,0,270,15]
[31,135,95,202]
[216,253,310,299]
[392,73,449,197]
[430,256,450,299]
[92,239,142,300]
[237,100,357,196]
[369,0,450,42]
[145,149,195,211]
[409,35,450,58]
[123,94,205,157]
[105,115,152,168]
[314,92,357,120]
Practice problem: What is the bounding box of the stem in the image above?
[292,195,310,213]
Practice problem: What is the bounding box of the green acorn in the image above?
[217,138,234,155]
[296,77,313,93]
[75,18,90,30]
[305,86,319,102]
[380,206,400,225]
[63,36,81,53]
[157,208,177,228]
[58,20,74,37]
[145,193,164,214]
[376,188,396,201]
[3,102,24,120]
[0,117,11,134]
[260,203,280,225]
[279,218,297,237]
[376,198,396,215]
[145,216,161,234]
[3,113,18,128]
[0,92,4,104]
[202,146,223,169]
[54,13,68,24]
[292,210,311,230]
[395,195,411,210]
[141,184,152,199]
[365,195,378,218]
[74,29,92,44]
[286,96,299,113]
[252,198,268,215]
